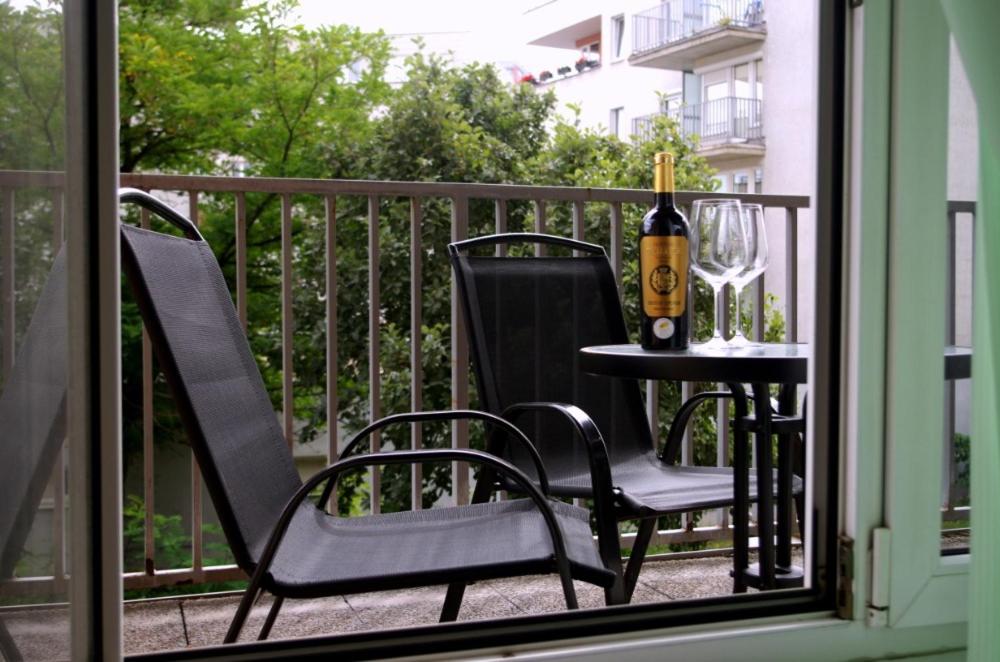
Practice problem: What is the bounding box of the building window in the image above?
[662,92,683,113]
[755,167,764,192]
[611,14,625,59]
[610,107,624,138]
[733,172,750,193]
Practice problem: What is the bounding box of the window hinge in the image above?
[836,534,854,619]
[867,527,891,627]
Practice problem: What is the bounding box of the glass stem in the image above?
[713,284,724,340]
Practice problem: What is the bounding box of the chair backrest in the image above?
[450,234,655,482]
[119,199,301,571]
[0,250,67,581]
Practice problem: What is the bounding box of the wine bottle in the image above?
[639,152,690,350]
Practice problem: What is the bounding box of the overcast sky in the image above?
[290,0,570,80]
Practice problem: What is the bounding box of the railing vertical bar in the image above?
[188,192,203,574]
[325,196,338,467]
[140,208,156,574]
[281,194,294,451]
[785,207,798,342]
[2,188,15,381]
[451,196,470,505]
[645,381,659,442]
[51,189,64,248]
[610,202,624,295]
[752,272,765,342]
[718,395,731,531]
[680,380,695,530]
[494,199,507,257]
[410,197,423,511]
[235,192,247,329]
[368,195,382,514]
[533,200,547,256]
[493,197,509,500]
[944,210,957,508]
[572,200,585,256]
[718,281,732,530]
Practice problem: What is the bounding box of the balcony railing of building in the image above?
[632,97,763,146]
[632,0,766,56]
[0,170,970,601]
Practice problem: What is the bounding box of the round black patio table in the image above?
[580,342,809,593]
[580,343,973,593]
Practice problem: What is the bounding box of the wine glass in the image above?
[689,199,748,349]
[728,203,769,347]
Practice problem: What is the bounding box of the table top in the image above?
[579,342,810,384]
[580,343,972,384]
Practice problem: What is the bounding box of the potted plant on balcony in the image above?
[539,70,552,82]
[575,56,588,72]
[557,65,572,76]
[518,73,536,85]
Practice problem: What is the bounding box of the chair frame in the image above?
[118,191,611,644]
[448,232,744,603]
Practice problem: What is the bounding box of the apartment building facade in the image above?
[525,0,818,340]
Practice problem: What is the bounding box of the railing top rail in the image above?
[0,170,812,209]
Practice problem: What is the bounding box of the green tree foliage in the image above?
[1,1,786,530]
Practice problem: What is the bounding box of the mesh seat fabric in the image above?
[268,499,614,598]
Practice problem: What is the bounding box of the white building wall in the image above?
[525,0,683,136]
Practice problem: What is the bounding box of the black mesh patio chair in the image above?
[118,190,615,644]
[0,249,67,662]
[449,233,798,603]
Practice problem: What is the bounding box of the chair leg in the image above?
[0,614,22,662]
[794,493,806,547]
[439,582,466,622]
[224,583,263,644]
[257,596,284,641]
[623,518,656,602]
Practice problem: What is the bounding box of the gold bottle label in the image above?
[641,235,688,317]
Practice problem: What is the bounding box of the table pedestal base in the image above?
[734,563,805,590]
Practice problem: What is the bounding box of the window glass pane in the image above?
[941,37,976,554]
[734,63,751,98]
[733,172,749,193]
[1,1,72,658]
[756,58,764,100]
[612,15,625,58]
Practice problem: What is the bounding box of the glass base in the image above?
[727,332,762,348]
[696,335,731,350]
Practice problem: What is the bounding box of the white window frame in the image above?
[847,0,969,633]
[611,14,625,60]
[609,106,624,137]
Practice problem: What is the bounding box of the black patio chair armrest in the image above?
[661,391,733,465]
[119,188,203,240]
[247,449,580,612]
[500,402,616,505]
[324,410,551,507]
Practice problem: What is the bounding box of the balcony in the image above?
[0,171,972,656]
[632,97,765,160]
[630,0,766,71]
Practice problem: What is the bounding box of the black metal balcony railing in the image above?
[0,170,974,603]
[632,97,763,146]
[0,170,807,598]
[632,0,766,55]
